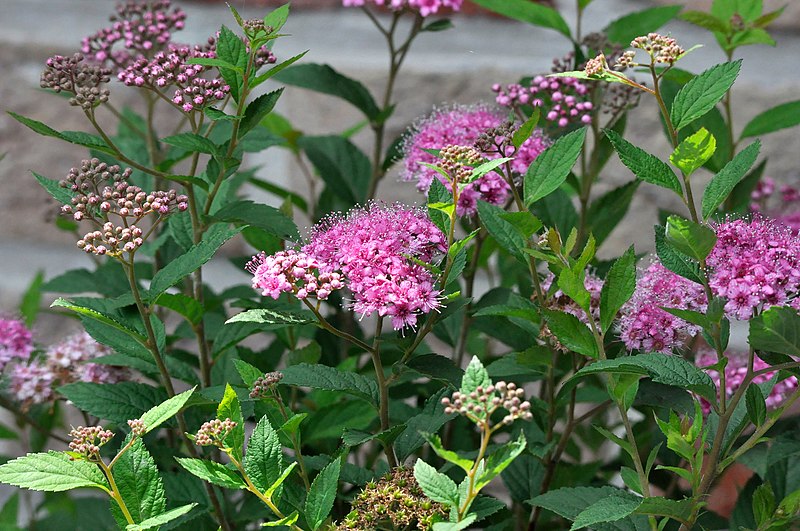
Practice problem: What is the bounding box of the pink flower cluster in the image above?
[695,348,798,414]
[0,318,33,372]
[342,0,464,17]
[10,331,128,410]
[492,75,593,129]
[401,104,549,216]
[246,250,343,300]
[750,177,800,232]
[81,0,186,67]
[541,271,604,324]
[303,203,447,329]
[619,262,707,353]
[707,217,800,320]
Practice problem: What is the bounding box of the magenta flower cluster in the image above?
[695,348,798,414]
[707,216,800,320]
[0,318,33,372]
[246,250,343,300]
[342,0,464,17]
[401,104,549,216]
[541,271,604,325]
[750,177,800,232]
[10,331,128,410]
[492,75,593,129]
[619,262,708,353]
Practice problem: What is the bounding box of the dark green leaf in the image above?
[58,382,166,424]
[395,389,454,462]
[112,438,166,526]
[701,140,760,219]
[600,247,637,333]
[543,309,598,358]
[513,109,541,149]
[741,100,800,137]
[605,129,683,196]
[679,10,729,33]
[19,271,44,327]
[0,452,108,492]
[244,415,282,493]
[571,494,641,530]
[477,200,528,263]
[468,0,571,37]
[252,51,309,89]
[8,112,114,154]
[161,133,219,156]
[749,306,800,358]
[153,293,203,325]
[280,363,379,405]
[524,128,586,206]
[211,199,299,240]
[670,60,742,131]
[305,457,341,530]
[604,6,682,45]
[665,215,717,261]
[175,458,245,489]
[745,383,767,426]
[298,135,371,206]
[587,181,639,247]
[238,89,283,139]
[654,225,702,283]
[33,172,73,205]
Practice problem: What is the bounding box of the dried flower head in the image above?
[68,425,114,460]
[194,418,237,447]
[442,381,533,426]
[249,371,284,399]
[337,467,447,530]
[40,53,112,109]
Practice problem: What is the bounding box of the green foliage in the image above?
[742,100,800,137]
[280,363,380,405]
[468,0,570,37]
[599,246,637,333]
[542,309,599,358]
[305,457,341,530]
[665,215,717,261]
[670,127,717,176]
[111,438,166,527]
[603,5,682,45]
[175,458,247,489]
[244,416,283,493]
[701,140,760,219]
[605,129,683,196]
[413,459,459,507]
[0,452,109,493]
[57,382,167,424]
[670,60,742,131]
[524,127,586,206]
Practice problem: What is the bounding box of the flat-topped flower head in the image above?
[246,250,343,301]
[696,348,799,415]
[304,202,447,330]
[707,216,800,319]
[442,380,533,426]
[0,318,33,372]
[342,0,464,17]
[492,75,593,130]
[619,261,707,353]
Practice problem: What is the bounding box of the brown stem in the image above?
[370,317,397,467]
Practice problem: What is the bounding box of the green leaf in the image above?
[139,387,195,435]
[600,246,637,333]
[50,298,147,345]
[244,416,282,494]
[281,363,379,405]
[262,512,300,527]
[233,359,263,387]
[161,133,219,156]
[665,215,717,261]
[671,61,742,131]
[701,140,760,219]
[476,433,527,490]
[58,382,167,424]
[573,353,716,401]
[433,515,477,531]
[413,459,459,507]
[587,180,639,247]
[395,389,454,462]
[679,10,729,33]
[125,503,197,531]
[19,270,44,327]
[749,306,800,357]
[8,112,114,155]
[33,172,73,205]
[423,433,473,472]
[605,129,683,196]
[670,128,717,176]
[305,457,341,531]
[211,200,299,240]
[264,461,298,499]
[513,109,540,148]
[298,135,371,206]
[226,308,315,326]
[239,89,284,139]
[461,356,491,394]
[175,458,246,489]
[0,452,108,492]
[529,486,641,522]
[217,384,245,458]
[154,293,203,325]
[745,383,767,426]
[477,200,527,262]
[468,0,571,37]
[742,100,800,137]
[654,225,703,283]
[251,51,309,90]
[634,497,694,523]
[524,128,586,206]
[112,438,166,526]
[273,63,381,119]
[604,6,682,46]
[570,494,641,530]
[148,226,243,299]
[543,310,598,358]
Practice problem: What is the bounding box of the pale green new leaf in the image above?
[126,503,197,530]
[423,433,473,472]
[175,458,246,490]
[665,215,717,261]
[139,387,196,435]
[0,452,109,492]
[262,512,299,527]
[475,433,527,490]
[225,308,315,326]
[413,459,459,507]
[461,356,491,395]
[670,128,717,176]
[217,384,245,459]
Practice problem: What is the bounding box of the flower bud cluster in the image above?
[631,33,685,65]
[249,371,284,399]
[68,425,114,459]
[246,250,343,301]
[442,381,533,426]
[492,75,593,129]
[438,145,483,184]
[614,51,637,70]
[40,54,112,109]
[337,467,446,530]
[583,54,607,77]
[194,418,237,447]
[127,419,147,437]
[78,223,144,255]
[81,0,186,67]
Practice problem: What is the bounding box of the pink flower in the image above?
[246,250,342,301]
[541,271,604,325]
[342,0,464,16]
[0,318,33,371]
[619,262,707,353]
[696,348,798,415]
[492,75,593,130]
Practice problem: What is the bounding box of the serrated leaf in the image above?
[175,458,246,489]
[671,61,742,131]
[217,384,245,458]
[244,416,282,494]
[233,359,263,387]
[665,215,717,261]
[413,460,459,507]
[461,356,491,395]
[604,5,682,46]
[8,112,114,155]
[139,387,195,435]
[529,486,640,522]
[263,2,290,32]
[749,306,800,357]
[58,382,167,424]
[600,246,637,333]
[571,494,641,530]
[513,109,540,148]
[0,452,108,492]
[587,180,639,246]
[395,389,454,462]
[298,135,371,206]
[273,63,381,119]
[305,457,341,530]
[125,503,197,530]
[524,127,586,206]
[605,129,683,196]
[701,140,760,219]
[112,438,166,527]
[33,172,73,205]
[634,496,694,523]
[476,433,527,490]
[280,363,379,405]
[161,133,219,156]
[654,225,703,283]
[226,308,315,326]
[543,310,598,358]
[423,433,473,472]
[262,512,299,527]
[468,0,571,37]
[477,200,528,263]
[680,10,729,33]
[741,100,800,137]
[745,383,767,426]
[211,200,299,241]
[252,51,309,90]
[148,226,243,299]
[154,292,203,325]
[50,297,147,345]
[670,128,717,176]
[239,89,284,139]
[573,353,716,401]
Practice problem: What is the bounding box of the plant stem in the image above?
[302,299,375,354]
[370,316,397,467]
[456,420,493,520]
[97,459,135,525]
[272,391,311,490]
